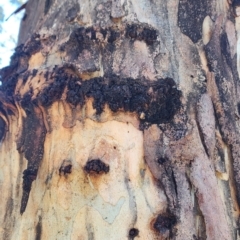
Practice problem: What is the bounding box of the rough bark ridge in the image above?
[0,0,240,239]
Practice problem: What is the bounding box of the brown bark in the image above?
[0,0,240,239]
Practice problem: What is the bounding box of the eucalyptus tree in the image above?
[0,0,240,239]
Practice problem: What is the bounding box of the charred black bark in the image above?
[84,159,110,174]
[61,24,158,59]
[128,228,139,239]
[153,212,177,237]
[18,95,46,214]
[178,0,211,43]
[66,74,181,125]
[0,34,42,97]
[59,160,72,176]
[0,117,5,142]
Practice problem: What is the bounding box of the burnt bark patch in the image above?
[61,24,158,59]
[128,228,139,239]
[31,69,38,79]
[145,78,181,124]
[61,27,93,59]
[0,34,41,96]
[107,29,120,43]
[20,96,46,166]
[23,34,42,55]
[59,160,72,175]
[0,74,19,97]
[21,168,38,214]
[153,213,177,234]
[20,65,175,122]
[125,24,158,45]
[66,74,85,106]
[84,159,109,174]
[126,24,139,40]
[178,0,211,43]
[38,67,68,107]
[66,74,181,125]
[19,96,46,214]
[22,168,38,192]
[86,26,97,40]
[140,27,158,45]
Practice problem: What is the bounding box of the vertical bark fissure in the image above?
[186,168,207,240]
[195,116,210,159]
[35,216,42,240]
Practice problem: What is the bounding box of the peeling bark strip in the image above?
[204,16,240,205]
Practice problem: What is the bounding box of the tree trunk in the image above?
[0,0,240,239]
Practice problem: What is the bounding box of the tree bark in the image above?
[0,0,240,239]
